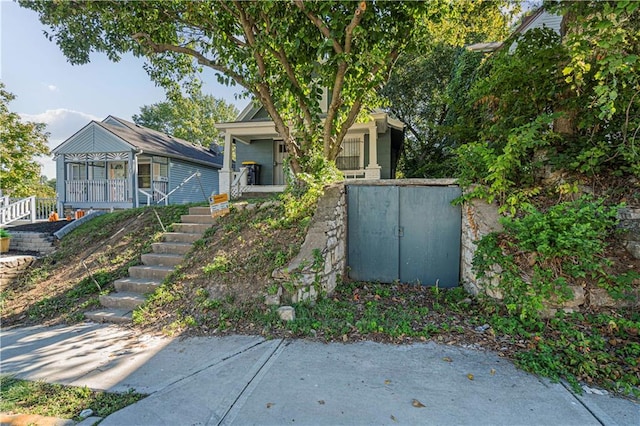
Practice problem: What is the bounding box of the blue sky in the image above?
[0,0,248,178]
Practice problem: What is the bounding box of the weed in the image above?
[202,255,232,275]
[0,375,146,420]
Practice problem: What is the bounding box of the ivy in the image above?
[454,2,640,214]
[472,197,627,319]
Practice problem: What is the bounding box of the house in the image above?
[467,8,562,53]
[215,103,404,197]
[52,116,222,213]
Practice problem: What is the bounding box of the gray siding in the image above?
[362,132,392,179]
[236,139,274,185]
[55,124,132,154]
[168,159,219,204]
[525,11,562,34]
[377,131,392,179]
[55,157,65,210]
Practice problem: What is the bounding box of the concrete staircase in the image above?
[85,206,215,324]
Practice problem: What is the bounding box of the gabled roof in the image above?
[466,7,562,53]
[56,116,223,168]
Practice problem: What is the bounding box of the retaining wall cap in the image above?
[54,211,106,239]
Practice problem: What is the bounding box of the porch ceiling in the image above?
[216,121,279,144]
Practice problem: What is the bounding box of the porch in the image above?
[64,179,131,205]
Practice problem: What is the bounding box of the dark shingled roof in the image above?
[99,116,223,168]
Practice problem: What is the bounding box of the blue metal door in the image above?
[347,185,399,282]
[347,184,461,287]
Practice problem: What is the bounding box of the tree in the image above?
[22,0,511,181]
[381,2,514,178]
[0,82,51,198]
[381,44,461,178]
[133,92,239,147]
[454,1,640,213]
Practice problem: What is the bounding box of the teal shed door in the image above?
[347,185,461,287]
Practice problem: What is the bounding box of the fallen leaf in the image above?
[318,400,325,405]
[442,357,453,363]
[342,334,348,342]
[390,415,398,422]
[411,399,425,408]
[490,369,496,376]
[384,379,392,385]
[266,403,274,409]
[467,373,474,381]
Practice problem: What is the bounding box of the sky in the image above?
[0,0,248,179]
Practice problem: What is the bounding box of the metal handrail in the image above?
[138,189,152,206]
[155,171,201,205]
[231,167,249,198]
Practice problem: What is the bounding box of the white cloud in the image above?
[20,109,102,179]
[47,84,59,92]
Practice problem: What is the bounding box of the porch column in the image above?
[219,132,233,195]
[365,121,381,179]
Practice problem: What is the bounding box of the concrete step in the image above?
[180,214,217,224]
[163,232,202,243]
[152,241,192,255]
[171,223,212,234]
[141,253,184,267]
[99,292,146,310]
[129,265,174,280]
[85,308,133,324]
[189,206,213,216]
[114,277,162,294]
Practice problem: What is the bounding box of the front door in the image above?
[273,140,287,185]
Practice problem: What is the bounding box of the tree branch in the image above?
[294,0,343,54]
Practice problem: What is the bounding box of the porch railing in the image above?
[139,180,172,205]
[65,179,129,204]
[10,197,57,220]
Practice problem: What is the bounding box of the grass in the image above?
[0,375,146,421]
[1,204,191,327]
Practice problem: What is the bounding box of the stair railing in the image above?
[155,171,202,205]
[0,196,36,226]
[230,168,248,199]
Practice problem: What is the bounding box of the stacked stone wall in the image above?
[618,207,640,260]
[461,200,640,314]
[9,232,56,255]
[0,255,36,286]
[273,184,347,303]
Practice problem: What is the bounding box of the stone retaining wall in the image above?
[9,232,56,255]
[460,200,640,313]
[272,184,347,303]
[618,207,640,260]
[0,255,36,286]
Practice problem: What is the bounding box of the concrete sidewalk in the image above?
[1,323,638,425]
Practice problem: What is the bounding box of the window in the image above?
[138,163,151,188]
[336,136,363,171]
[68,162,86,180]
[109,162,127,179]
[88,161,106,179]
